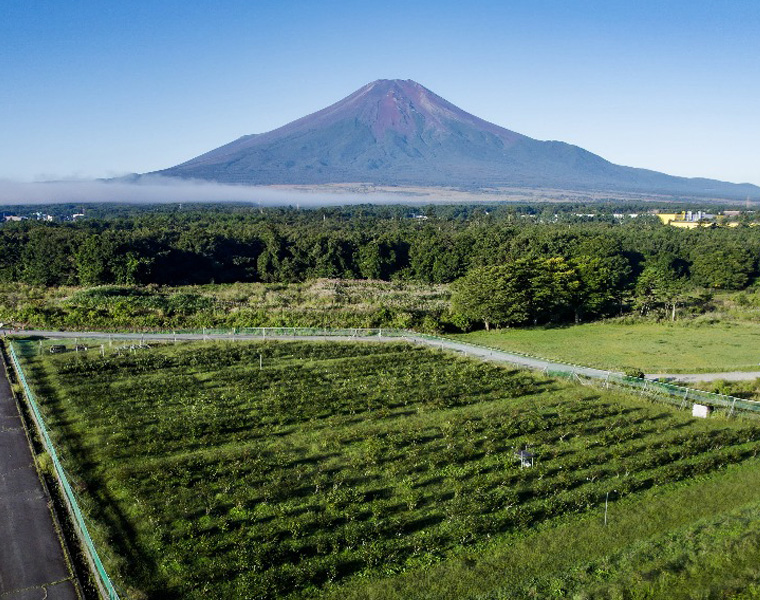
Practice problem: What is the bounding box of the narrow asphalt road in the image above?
[0,356,79,599]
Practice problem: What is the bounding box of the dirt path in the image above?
[0,356,80,599]
[646,371,760,383]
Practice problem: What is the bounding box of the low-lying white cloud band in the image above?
[0,176,425,206]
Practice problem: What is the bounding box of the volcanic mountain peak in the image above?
[157,79,760,200]
[244,77,515,145]
[347,79,522,141]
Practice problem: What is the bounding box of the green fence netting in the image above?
[171,326,409,337]
[545,368,759,415]
[16,327,760,417]
[414,333,760,417]
[7,342,121,600]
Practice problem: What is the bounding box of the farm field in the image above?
[334,457,760,600]
[14,339,760,599]
[456,320,760,373]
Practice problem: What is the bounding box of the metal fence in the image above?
[563,370,760,416]
[7,342,120,600]
[173,326,409,338]
[12,325,760,417]
[415,333,760,417]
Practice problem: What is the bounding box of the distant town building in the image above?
[654,209,754,229]
[656,210,716,228]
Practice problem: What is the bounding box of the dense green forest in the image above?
[1,203,758,328]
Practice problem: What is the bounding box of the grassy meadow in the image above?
[456,320,760,373]
[14,339,760,599]
[0,280,449,331]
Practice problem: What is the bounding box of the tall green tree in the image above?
[21,227,80,286]
[635,263,689,320]
[570,238,633,321]
[690,243,754,290]
[451,262,533,329]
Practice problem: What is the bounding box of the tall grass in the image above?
[0,279,450,331]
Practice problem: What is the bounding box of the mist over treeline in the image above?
[1,199,751,221]
[0,177,417,206]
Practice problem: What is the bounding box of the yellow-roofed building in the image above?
[656,213,680,224]
[656,210,716,228]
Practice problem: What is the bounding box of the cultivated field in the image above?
[457,320,760,373]
[16,340,760,599]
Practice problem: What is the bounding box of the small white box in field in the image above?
[692,404,712,418]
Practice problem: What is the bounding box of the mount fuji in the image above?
[155,79,759,200]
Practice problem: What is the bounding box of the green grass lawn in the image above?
[455,320,760,373]
[14,339,760,599]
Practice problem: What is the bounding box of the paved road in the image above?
[0,357,79,599]
[647,371,760,383]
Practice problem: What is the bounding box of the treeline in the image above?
[1,205,758,326]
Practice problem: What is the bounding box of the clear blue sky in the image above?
[1,0,758,184]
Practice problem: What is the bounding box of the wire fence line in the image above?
[562,370,760,417]
[6,341,121,600]
[411,333,760,417]
[16,326,760,416]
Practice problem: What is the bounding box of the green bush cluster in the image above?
[0,280,452,332]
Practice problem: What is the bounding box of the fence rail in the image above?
[11,326,760,418]
[6,341,120,600]
[547,369,760,416]
[181,326,408,337]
